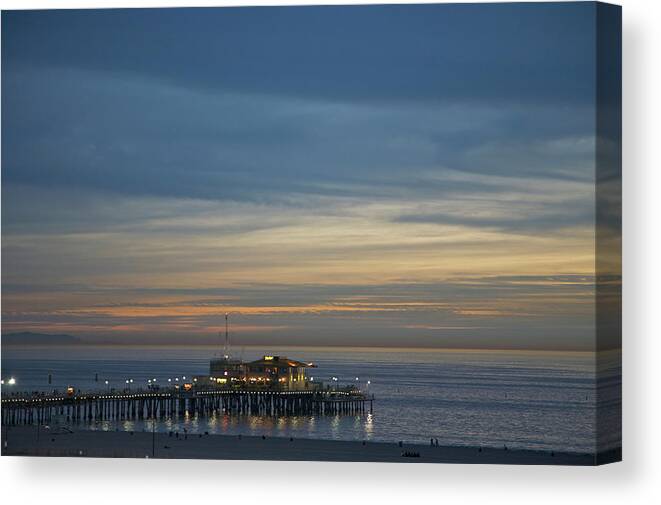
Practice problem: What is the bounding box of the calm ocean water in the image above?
[0,345,621,453]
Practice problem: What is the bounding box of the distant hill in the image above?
[1,332,83,346]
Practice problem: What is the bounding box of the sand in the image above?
[2,426,618,465]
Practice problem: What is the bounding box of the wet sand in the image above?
[2,426,617,465]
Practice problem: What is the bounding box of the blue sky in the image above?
[1,3,605,350]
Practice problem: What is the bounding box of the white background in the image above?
[0,0,658,503]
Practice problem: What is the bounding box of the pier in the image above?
[1,387,373,426]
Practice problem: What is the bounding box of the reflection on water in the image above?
[75,412,378,443]
[365,413,374,438]
[1,345,621,452]
[330,415,340,439]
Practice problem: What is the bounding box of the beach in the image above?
[2,426,617,465]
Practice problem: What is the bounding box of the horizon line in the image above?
[0,341,620,354]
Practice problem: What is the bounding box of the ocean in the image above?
[0,345,621,454]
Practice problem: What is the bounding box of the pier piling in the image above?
[1,389,372,427]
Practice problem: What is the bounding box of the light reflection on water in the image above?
[1,345,621,452]
[365,413,374,438]
[77,413,377,443]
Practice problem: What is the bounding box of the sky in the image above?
[1,3,605,350]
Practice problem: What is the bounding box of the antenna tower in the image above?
[223,313,230,359]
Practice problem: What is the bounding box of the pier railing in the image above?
[1,387,374,426]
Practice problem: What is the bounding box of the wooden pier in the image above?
[1,388,374,426]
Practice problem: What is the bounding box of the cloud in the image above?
[393,207,593,233]
[1,5,603,350]
[2,4,596,105]
[3,66,592,204]
[2,276,597,349]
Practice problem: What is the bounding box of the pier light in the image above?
[126,380,129,384]
[175,377,179,381]
[355,377,359,381]
[0,380,3,385]
[8,377,16,385]
[130,379,134,383]
[367,381,371,385]
[182,376,186,380]
[168,378,172,382]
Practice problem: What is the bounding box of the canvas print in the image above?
[1,2,621,465]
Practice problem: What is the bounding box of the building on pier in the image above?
[201,355,317,391]
[209,356,244,382]
[245,355,314,389]
[200,316,318,390]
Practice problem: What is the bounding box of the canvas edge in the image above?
[595,0,622,466]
